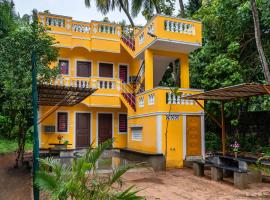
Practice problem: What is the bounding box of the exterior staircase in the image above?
[120,83,136,111]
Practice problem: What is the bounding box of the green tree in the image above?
[0,5,59,166]
[36,140,144,200]
[0,0,16,38]
[189,0,270,150]
[132,0,175,21]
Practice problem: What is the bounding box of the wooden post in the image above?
[221,101,226,155]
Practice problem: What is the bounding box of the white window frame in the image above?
[58,58,70,76]
[56,111,69,134]
[75,59,92,78]
[97,61,115,78]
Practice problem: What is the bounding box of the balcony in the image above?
[134,87,204,115]
[38,13,122,53]
[39,13,202,57]
[133,15,202,57]
[45,77,122,108]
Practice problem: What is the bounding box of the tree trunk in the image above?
[118,0,135,27]
[179,0,185,17]
[14,125,26,168]
[250,0,270,83]
[151,0,161,14]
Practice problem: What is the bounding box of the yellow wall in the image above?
[39,103,127,149]
[38,12,204,169]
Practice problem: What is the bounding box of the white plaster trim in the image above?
[135,38,201,58]
[74,111,92,149]
[96,112,114,147]
[156,115,162,154]
[48,30,72,36]
[74,59,92,78]
[91,36,120,42]
[55,110,70,134]
[118,112,128,134]
[118,63,130,84]
[182,115,186,160]
[72,36,91,41]
[97,61,115,78]
[58,57,71,76]
[128,111,204,119]
[201,114,205,159]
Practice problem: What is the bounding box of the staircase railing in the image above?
[121,34,135,51]
[120,83,136,111]
[134,61,145,94]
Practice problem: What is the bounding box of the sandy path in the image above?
[122,169,270,200]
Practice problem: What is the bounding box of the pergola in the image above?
[183,83,270,155]
[38,83,97,124]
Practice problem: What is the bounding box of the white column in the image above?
[182,115,187,160]
[156,115,162,154]
[201,114,205,159]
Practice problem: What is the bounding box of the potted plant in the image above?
[57,134,63,144]
[56,135,68,150]
[230,141,240,158]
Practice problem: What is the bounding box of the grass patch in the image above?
[0,139,32,154]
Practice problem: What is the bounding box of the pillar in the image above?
[145,49,153,90]
[180,54,190,88]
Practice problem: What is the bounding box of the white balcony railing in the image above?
[166,92,196,105]
[43,78,121,90]
[164,20,195,35]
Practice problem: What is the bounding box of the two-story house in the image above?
[38,12,204,168]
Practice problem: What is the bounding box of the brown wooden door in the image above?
[98,113,112,144]
[76,113,91,148]
[186,116,201,156]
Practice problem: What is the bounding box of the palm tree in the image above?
[131,0,162,19]
[35,140,144,199]
[85,0,135,27]
[178,0,185,17]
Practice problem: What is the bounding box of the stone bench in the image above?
[211,164,248,189]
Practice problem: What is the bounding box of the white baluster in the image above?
[172,94,176,104]
[101,81,104,89]
[175,22,179,32]
[111,81,115,89]
[168,93,172,104]
[177,95,180,104]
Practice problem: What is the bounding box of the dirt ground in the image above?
[0,153,270,200]
[122,169,270,200]
[0,153,32,200]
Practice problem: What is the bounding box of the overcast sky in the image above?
[13,0,185,26]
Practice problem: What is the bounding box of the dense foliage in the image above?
[188,0,270,152]
[0,0,59,166]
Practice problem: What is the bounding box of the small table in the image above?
[49,143,72,150]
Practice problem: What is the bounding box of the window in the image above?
[99,63,113,78]
[119,114,127,133]
[131,127,142,141]
[57,112,68,132]
[59,60,69,75]
[77,61,91,77]
[119,65,128,83]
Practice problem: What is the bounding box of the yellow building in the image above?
[38,12,205,168]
